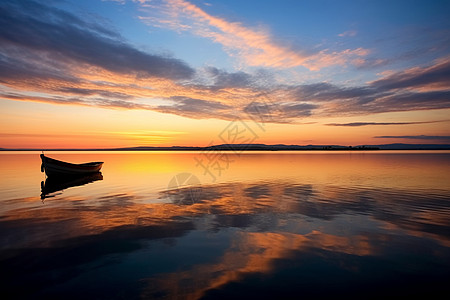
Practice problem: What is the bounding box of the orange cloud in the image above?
[139,230,377,299]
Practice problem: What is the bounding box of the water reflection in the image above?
[160,181,450,244]
[0,152,449,298]
[40,172,103,200]
[1,179,449,298]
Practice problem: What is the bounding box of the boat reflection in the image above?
[40,172,103,200]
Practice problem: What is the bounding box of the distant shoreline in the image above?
[1,143,450,151]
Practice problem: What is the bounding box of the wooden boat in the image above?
[40,154,103,177]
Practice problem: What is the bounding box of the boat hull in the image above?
[40,154,103,177]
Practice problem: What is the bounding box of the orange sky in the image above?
[1,98,449,148]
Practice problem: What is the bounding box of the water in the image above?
[0,151,449,298]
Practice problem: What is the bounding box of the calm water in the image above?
[0,151,449,298]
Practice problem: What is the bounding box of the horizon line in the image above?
[2,142,450,151]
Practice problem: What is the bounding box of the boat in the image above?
[40,154,103,177]
[40,172,103,200]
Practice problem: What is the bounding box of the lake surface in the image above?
[1,151,449,298]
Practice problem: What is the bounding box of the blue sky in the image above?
[0,0,449,148]
[68,0,450,77]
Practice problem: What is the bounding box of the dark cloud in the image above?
[292,83,379,102]
[205,67,254,89]
[0,0,194,81]
[281,103,318,118]
[169,96,231,111]
[1,90,237,120]
[371,58,450,90]
[374,135,450,141]
[287,58,450,117]
[156,96,234,119]
[366,90,450,113]
[243,100,317,123]
[0,91,147,110]
[326,121,442,126]
[0,49,79,83]
[290,79,450,116]
[244,100,287,124]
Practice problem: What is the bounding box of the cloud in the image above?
[280,103,318,118]
[0,91,149,110]
[326,121,443,126]
[2,56,450,124]
[155,96,235,120]
[204,67,254,89]
[1,0,449,125]
[370,57,450,90]
[374,135,450,141]
[0,48,80,83]
[287,58,450,116]
[244,101,316,123]
[56,87,134,100]
[0,0,195,81]
[0,91,87,106]
[137,0,369,70]
[364,90,450,113]
[338,30,357,37]
[291,82,379,102]
[352,57,389,69]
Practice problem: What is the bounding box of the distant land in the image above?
[1,143,450,151]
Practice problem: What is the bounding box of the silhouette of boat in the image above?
[40,154,103,177]
[41,172,103,200]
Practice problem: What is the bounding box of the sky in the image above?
[1,0,449,149]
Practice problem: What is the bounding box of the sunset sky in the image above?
[1,0,449,149]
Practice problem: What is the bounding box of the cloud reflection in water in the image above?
[0,179,449,298]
